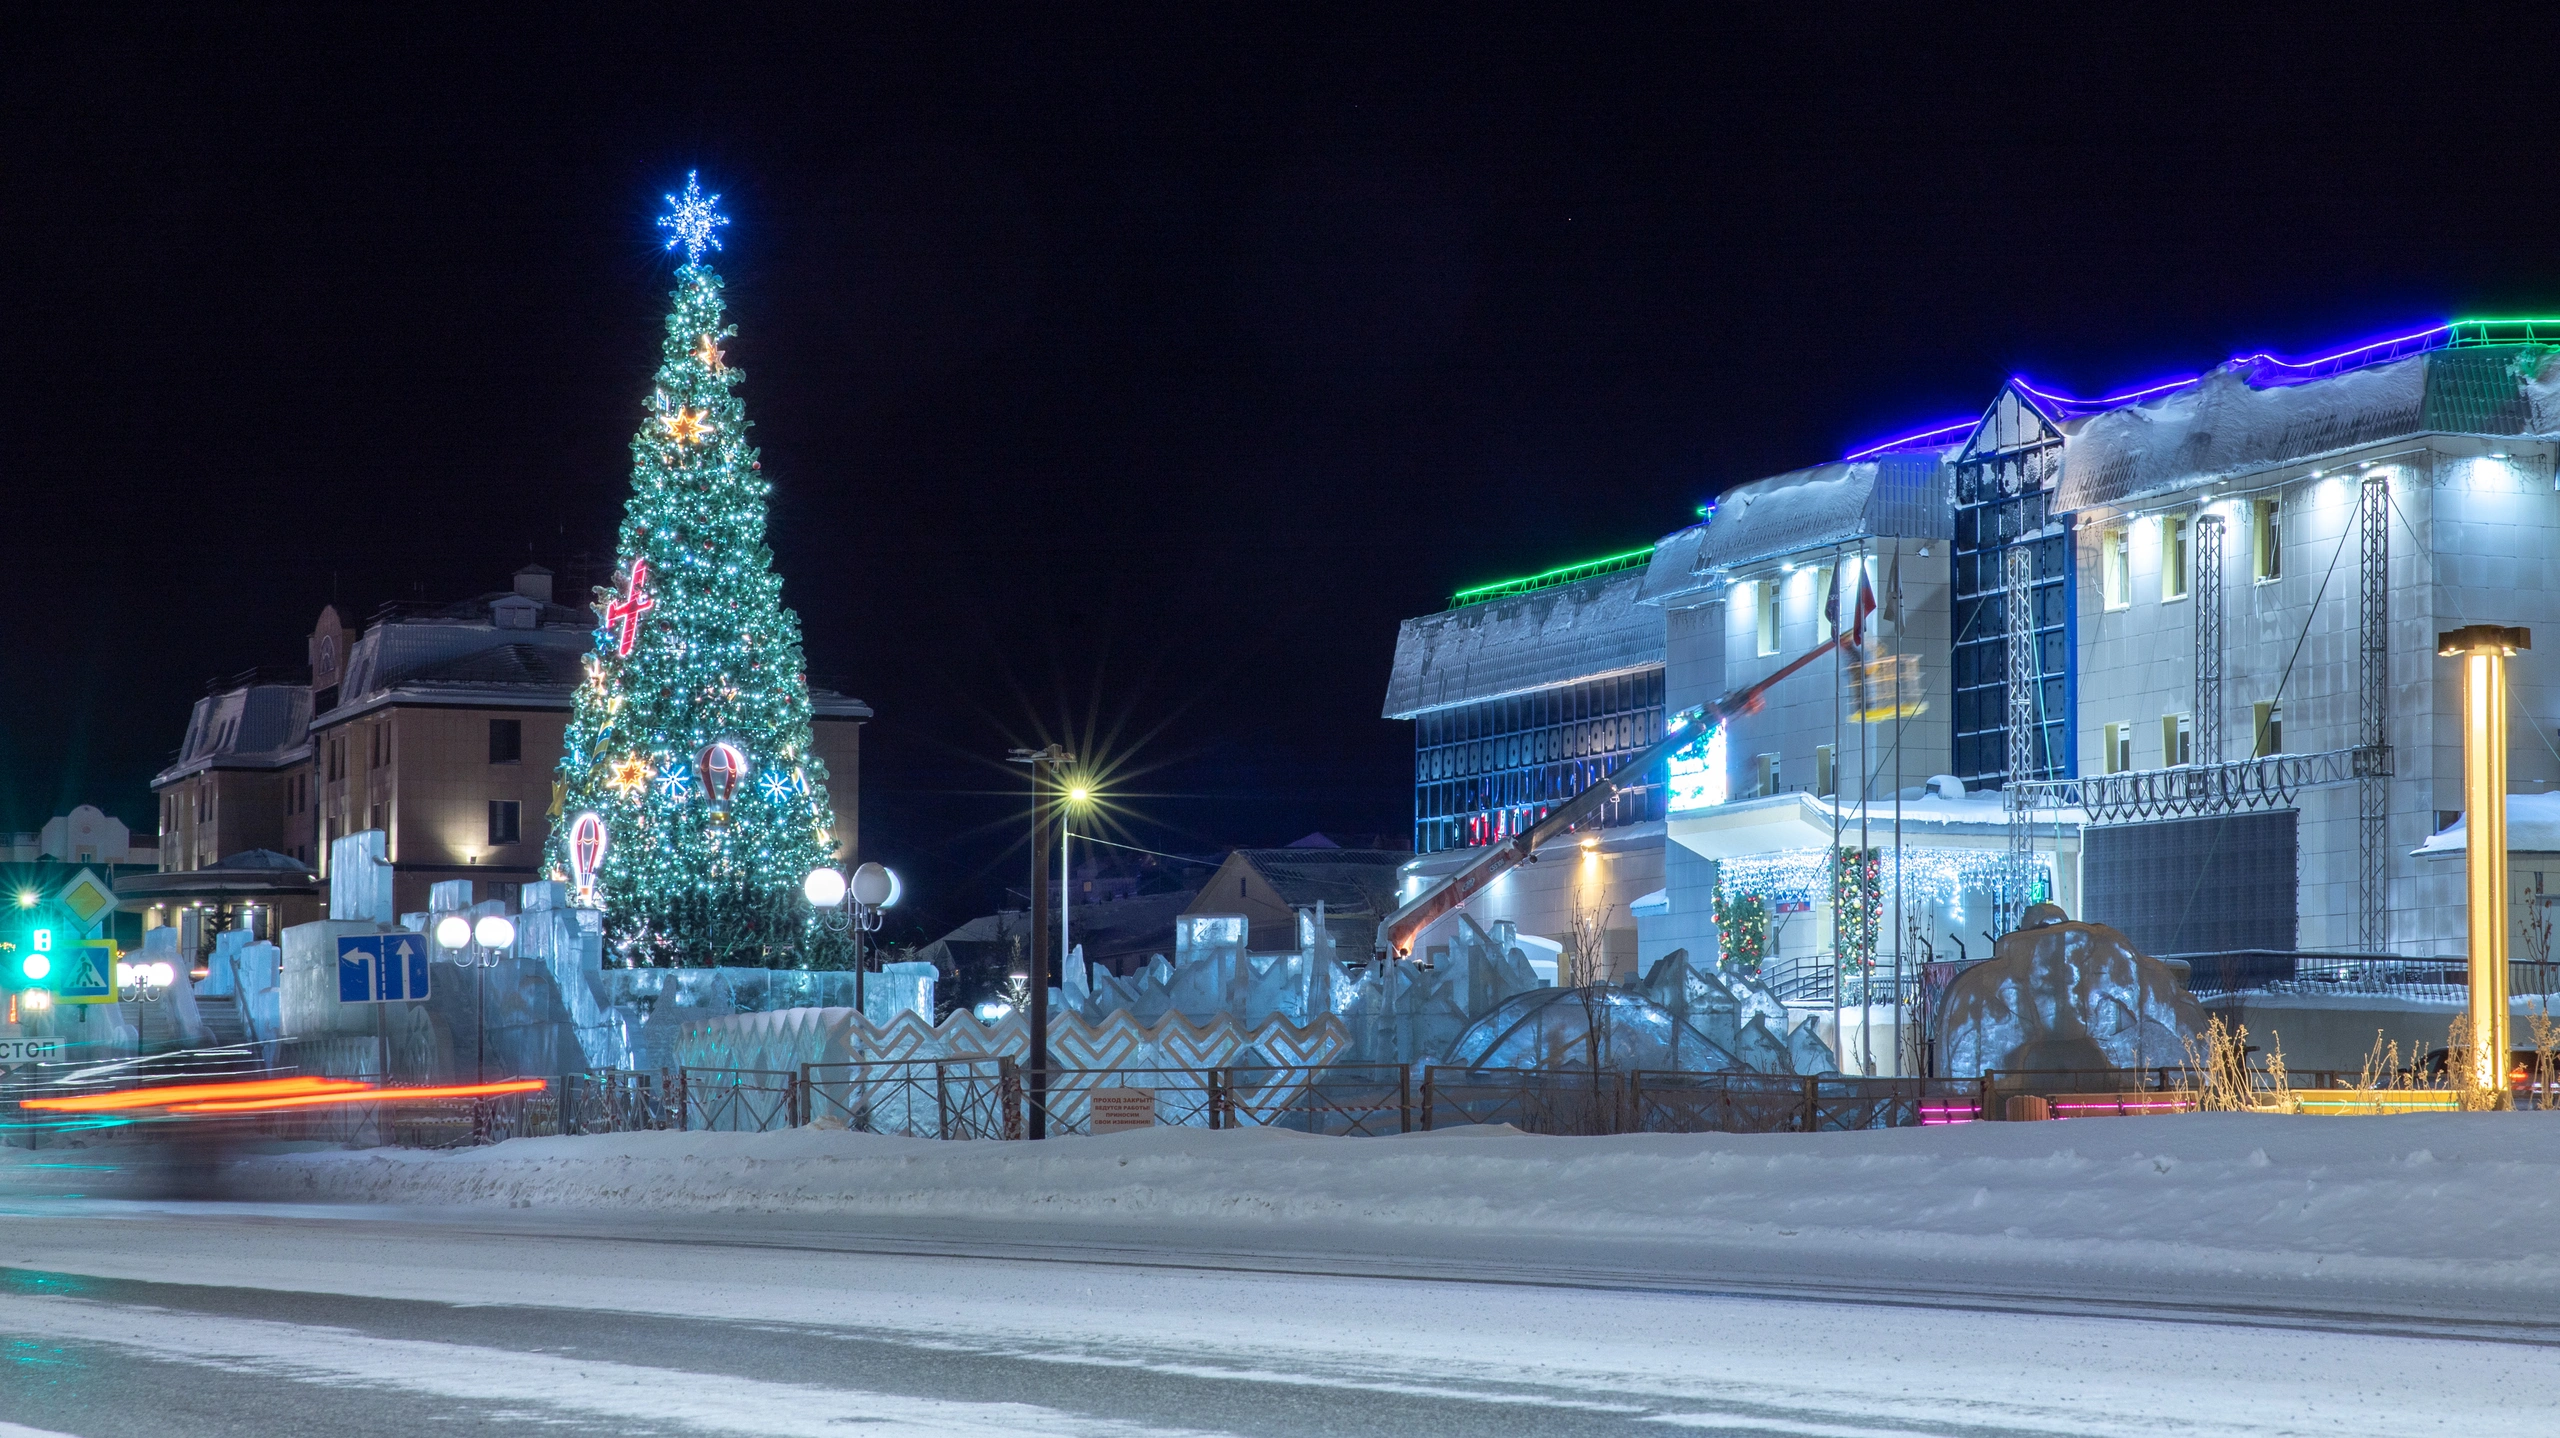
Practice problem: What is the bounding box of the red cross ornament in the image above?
[605,559,655,657]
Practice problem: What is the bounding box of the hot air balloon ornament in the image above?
[566,811,609,906]
[696,740,750,824]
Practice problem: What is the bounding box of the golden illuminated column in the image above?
[2437,624,2530,1095]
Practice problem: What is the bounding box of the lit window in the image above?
[2253,702,2282,757]
[2162,713,2193,767]
[2161,514,2190,600]
[2252,496,2283,582]
[1755,581,1779,656]
[1751,753,1779,797]
[1815,566,1836,642]
[2102,722,2131,774]
[2100,527,2130,610]
[1814,744,1836,798]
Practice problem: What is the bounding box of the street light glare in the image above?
[434,915,473,949]
[14,891,33,908]
[803,866,848,908]
[474,915,517,950]
[1069,785,1091,803]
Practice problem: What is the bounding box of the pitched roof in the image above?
[1383,568,1662,719]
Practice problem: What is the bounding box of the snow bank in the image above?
[239,1113,2560,1290]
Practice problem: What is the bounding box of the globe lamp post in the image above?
[436,911,517,1084]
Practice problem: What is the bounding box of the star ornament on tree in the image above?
[661,406,714,446]
[695,335,727,374]
[658,171,730,264]
[606,755,652,798]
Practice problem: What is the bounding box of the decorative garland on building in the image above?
[1712,887,1769,975]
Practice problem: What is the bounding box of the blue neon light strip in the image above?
[1840,418,1977,462]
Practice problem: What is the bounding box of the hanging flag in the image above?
[1848,566,1879,648]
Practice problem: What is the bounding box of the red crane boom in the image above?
[1376,632,1848,958]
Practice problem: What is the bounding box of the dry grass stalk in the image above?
[2448,1014,2514,1112]
[2182,1015,2255,1112]
[2530,1009,2559,1113]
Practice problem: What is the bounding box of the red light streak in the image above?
[21,1077,544,1115]
[22,1077,369,1113]
[169,1078,547,1113]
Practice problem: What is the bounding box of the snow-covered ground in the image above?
[8,1117,2558,1433]
[234,1113,2560,1301]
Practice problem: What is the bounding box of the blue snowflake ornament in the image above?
[658,172,729,263]
[656,758,695,801]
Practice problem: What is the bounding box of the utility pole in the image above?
[1009,743,1074,1138]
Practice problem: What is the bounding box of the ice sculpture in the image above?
[1936,907,2205,1076]
[1444,951,1833,1074]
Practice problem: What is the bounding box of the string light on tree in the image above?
[547,176,837,962]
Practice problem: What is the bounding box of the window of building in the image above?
[489,718,523,765]
[2252,496,2283,582]
[2253,701,2282,757]
[2161,514,2190,600]
[1751,753,1779,797]
[1814,744,1836,798]
[2163,712,2193,767]
[1407,670,1667,853]
[1815,565,1836,642]
[2100,526,2130,610]
[2103,722,2131,774]
[1755,580,1780,656]
[488,800,521,846]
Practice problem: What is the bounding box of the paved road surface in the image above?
[1,1192,2552,1437]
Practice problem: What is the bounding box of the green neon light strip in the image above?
[1449,545,1656,608]
[2446,318,2560,346]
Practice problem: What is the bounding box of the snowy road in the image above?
[1,1199,2554,1436]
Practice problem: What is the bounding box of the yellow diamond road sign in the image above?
[59,869,115,928]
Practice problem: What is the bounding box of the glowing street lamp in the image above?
[436,909,517,1084]
[2438,623,2530,1100]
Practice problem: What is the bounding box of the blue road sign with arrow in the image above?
[337,934,432,1003]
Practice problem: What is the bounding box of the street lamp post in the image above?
[2439,624,2529,1101]
[436,911,517,1085]
[1008,744,1074,1139]
[805,862,899,1015]
[1063,782,1091,982]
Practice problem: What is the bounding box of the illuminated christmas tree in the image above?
[547,174,836,963]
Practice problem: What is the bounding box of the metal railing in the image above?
[2178,952,2560,999]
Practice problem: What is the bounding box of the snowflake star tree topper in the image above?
[658,171,730,263]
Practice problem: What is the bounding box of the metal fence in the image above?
[2175,951,2560,999]
[482,1062,1977,1142]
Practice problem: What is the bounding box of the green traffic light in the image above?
[14,925,58,989]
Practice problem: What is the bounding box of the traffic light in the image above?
[10,919,61,991]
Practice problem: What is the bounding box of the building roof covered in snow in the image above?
[2054,337,2560,511]
[1637,448,1953,608]
[156,679,315,785]
[1383,566,1662,718]
[1183,845,1412,953]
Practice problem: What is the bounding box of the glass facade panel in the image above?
[1411,669,1666,853]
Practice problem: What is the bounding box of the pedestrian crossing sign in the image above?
[61,938,116,1004]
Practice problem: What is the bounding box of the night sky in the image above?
[12,8,2557,943]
